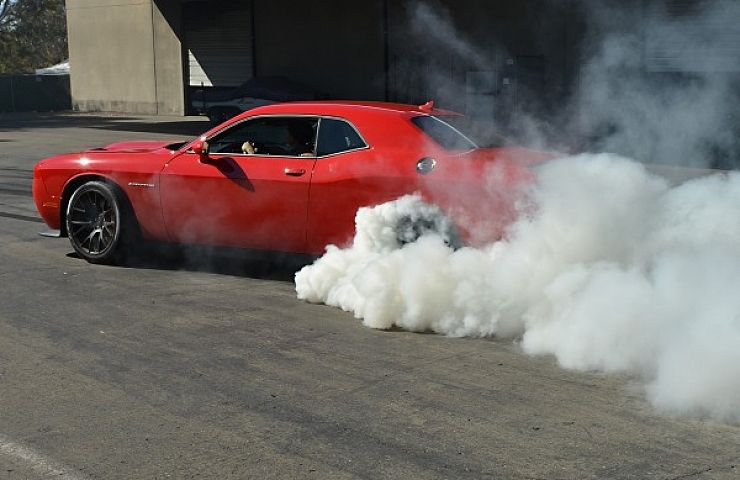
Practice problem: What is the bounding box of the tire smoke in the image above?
[296,154,740,422]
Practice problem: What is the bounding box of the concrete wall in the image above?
[66,0,184,115]
[153,0,185,115]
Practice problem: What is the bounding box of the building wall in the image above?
[66,0,184,114]
[153,0,185,115]
[65,0,572,116]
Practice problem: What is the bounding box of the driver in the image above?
[284,123,315,157]
[241,121,315,156]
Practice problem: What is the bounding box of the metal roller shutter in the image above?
[645,0,740,72]
[185,2,253,87]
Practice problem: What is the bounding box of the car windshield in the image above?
[411,115,478,152]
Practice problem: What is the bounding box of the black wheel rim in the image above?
[68,189,118,256]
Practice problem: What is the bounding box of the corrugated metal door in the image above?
[645,0,740,72]
[185,1,253,87]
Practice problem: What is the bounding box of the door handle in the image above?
[284,168,306,177]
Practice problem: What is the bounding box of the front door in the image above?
[160,116,318,252]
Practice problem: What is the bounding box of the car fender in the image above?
[59,171,167,241]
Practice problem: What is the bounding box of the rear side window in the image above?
[411,115,477,152]
[316,118,367,156]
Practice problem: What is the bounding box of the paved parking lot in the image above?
[0,112,738,479]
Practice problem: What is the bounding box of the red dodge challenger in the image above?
[32,101,551,264]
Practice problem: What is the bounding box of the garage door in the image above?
[645,0,740,72]
[185,1,253,87]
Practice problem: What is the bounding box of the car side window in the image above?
[410,115,477,152]
[208,117,318,156]
[316,118,367,157]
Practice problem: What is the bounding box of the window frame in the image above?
[314,116,370,158]
[202,114,369,159]
[204,114,320,158]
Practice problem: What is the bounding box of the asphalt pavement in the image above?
[0,112,738,479]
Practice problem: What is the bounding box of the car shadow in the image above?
[0,113,210,136]
[89,119,210,136]
[66,243,315,282]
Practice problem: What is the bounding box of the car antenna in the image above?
[419,100,434,113]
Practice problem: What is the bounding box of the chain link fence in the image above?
[0,74,70,113]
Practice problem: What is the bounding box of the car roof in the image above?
[245,100,460,117]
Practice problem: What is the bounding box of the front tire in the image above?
[66,181,128,264]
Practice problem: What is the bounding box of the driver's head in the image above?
[288,122,313,146]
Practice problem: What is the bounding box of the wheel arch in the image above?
[59,174,134,237]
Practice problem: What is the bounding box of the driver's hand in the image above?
[242,141,256,155]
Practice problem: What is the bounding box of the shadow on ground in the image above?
[67,242,314,282]
[0,113,210,137]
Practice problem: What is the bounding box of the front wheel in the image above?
[66,181,129,264]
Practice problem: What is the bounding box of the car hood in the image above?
[88,140,182,154]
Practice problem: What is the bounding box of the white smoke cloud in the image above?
[296,154,740,422]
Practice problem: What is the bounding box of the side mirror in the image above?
[191,139,210,160]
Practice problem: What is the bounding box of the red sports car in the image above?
[33,101,551,264]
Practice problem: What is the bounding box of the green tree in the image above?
[0,0,68,74]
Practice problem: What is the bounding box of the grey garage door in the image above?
[646,0,740,72]
[185,1,253,87]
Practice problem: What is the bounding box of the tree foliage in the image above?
[0,0,68,74]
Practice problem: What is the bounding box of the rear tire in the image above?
[65,181,134,264]
[395,213,462,249]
